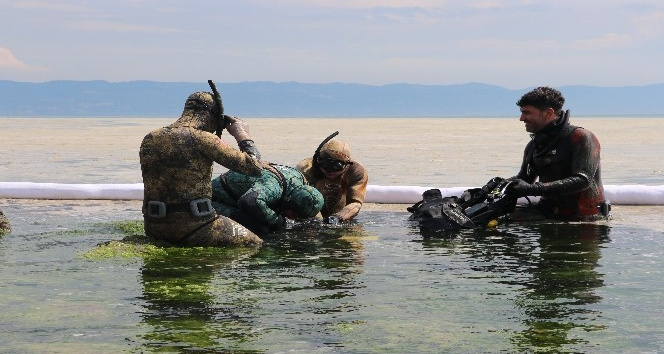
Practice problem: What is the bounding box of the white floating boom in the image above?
[1,182,663,205]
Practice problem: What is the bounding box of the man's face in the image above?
[519,105,556,133]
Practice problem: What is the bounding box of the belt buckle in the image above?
[190,198,213,217]
[600,200,612,218]
[146,201,167,218]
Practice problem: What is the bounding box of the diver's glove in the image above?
[326,215,341,226]
[238,139,261,161]
[507,179,543,197]
[270,215,287,231]
[225,115,252,142]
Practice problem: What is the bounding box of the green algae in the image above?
[83,220,164,259]
[110,219,145,236]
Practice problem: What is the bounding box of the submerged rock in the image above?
[0,211,9,234]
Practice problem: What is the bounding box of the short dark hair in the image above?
[516,86,565,113]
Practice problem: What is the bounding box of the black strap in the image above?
[166,202,193,213]
[144,199,208,216]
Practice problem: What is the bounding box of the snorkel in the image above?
[312,131,339,179]
[207,80,228,137]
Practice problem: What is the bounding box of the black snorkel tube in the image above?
[208,80,228,137]
[312,131,339,179]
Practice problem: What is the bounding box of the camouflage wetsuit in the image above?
[510,112,605,221]
[296,157,368,221]
[140,91,263,247]
[211,164,323,236]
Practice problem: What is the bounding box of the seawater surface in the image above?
[1,117,663,353]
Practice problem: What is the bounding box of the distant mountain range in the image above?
[1,80,663,117]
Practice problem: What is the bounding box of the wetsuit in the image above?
[140,92,263,247]
[296,158,368,221]
[511,113,605,221]
[211,164,323,236]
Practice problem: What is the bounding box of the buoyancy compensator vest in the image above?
[407,178,519,232]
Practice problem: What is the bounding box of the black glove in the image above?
[326,215,341,226]
[238,140,261,160]
[507,179,543,197]
[270,215,287,231]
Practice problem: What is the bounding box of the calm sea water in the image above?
[1,117,663,353]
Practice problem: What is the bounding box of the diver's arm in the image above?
[335,202,362,221]
[335,163,368,221]
[196,131,262,176]
[225,115,261,161]
[237,188,285,231]
[509,175,588,197]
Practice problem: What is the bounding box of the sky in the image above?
[1,0,663,89]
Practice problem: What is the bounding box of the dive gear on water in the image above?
[408,178,518,232]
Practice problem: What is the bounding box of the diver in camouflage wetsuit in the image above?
[211,164,324,236]
[297,139,368,225]
[140,90,264,247]
[504,86,607,221]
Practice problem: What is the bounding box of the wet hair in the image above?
[516,87,565,114]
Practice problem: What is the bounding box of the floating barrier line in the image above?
[1,182,663,205]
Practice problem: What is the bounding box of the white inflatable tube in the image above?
[0,182,144,200]
[1,182,663,205]
[365,184,664,205]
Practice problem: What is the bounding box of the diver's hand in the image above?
[326,215,341,226]
[270,215,287,231]
[225,115,252,142]
[507,179,542,197]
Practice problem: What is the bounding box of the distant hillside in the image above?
[1,80,663,117]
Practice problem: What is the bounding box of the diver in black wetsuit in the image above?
[505,86,608,221]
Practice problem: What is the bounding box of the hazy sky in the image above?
[1,0,663,88]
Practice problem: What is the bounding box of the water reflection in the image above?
[417,221,611,352]
[139,247,261,352]
[510,222,610,352]
[137,221,369,352]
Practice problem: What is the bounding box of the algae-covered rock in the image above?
[83,220,167,259]
[0,211,10,235]
[84,220,259,261]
